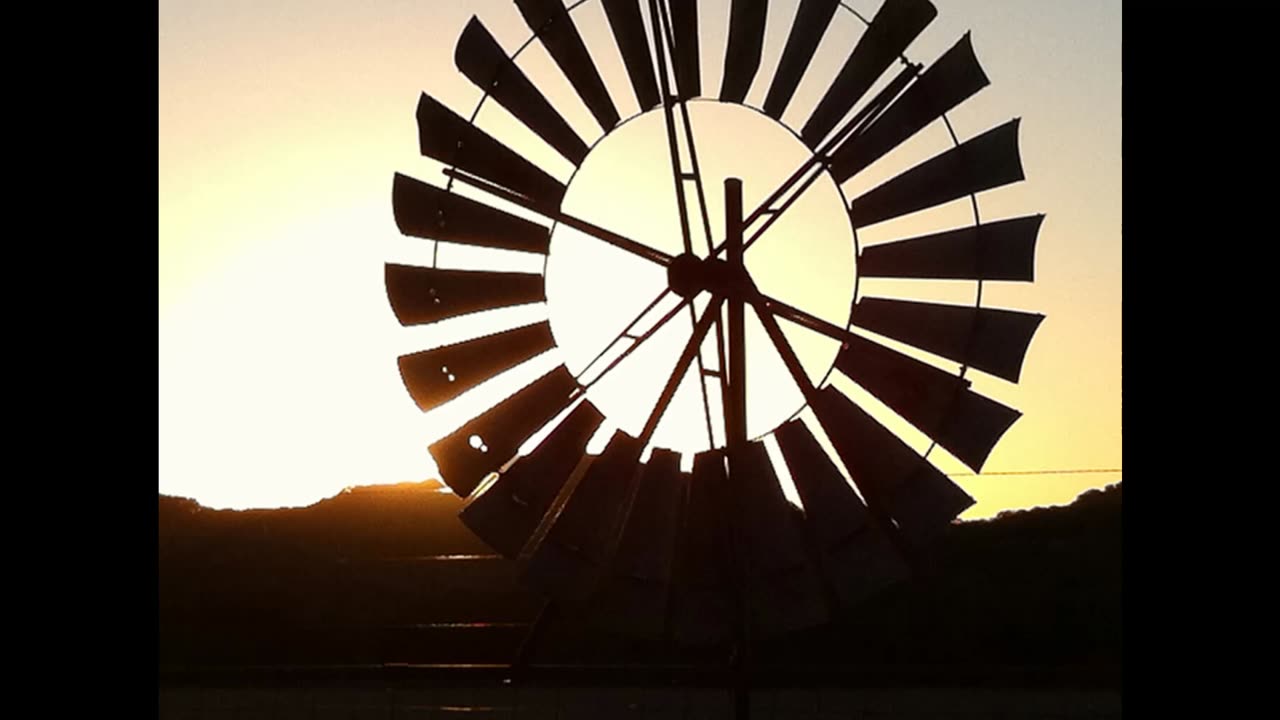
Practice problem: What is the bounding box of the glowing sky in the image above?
[159,0,1121,515]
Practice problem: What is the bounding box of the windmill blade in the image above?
[848,118,1024,228]
[858,215,1043,281]
[429,366,580,497]
[829,33,990,184]
[515,0,620,132]
[718,0,768,104]
[385,264,545,327]
[392,173,550,254]
[602,0,662,110]
[800,0,937,148]
[762,0,839,120]
[459,402,604,558]
[667,0,701,100]
[774,419,908,606]
[671,450,734,646]
[521,431,644,603]
[852,297,1044,383]
[592,448,686,634]
[417,94,566,213]
[811,387,974,542]
[455,17,590,166]
[735,441,828,634]
[397,322,556,412]
[835,331,1021,471]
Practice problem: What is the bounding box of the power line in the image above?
[947,468,1122,478]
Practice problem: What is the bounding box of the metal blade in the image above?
[858,214,1042,281]
[800,0,937,147]
[719,0,768,103]
[455,17,589,165]
[811,387,974,542]
[830,32,990,184]
[671,450,734,646]
[735,441,828,634]
[429,365,580,497]
[416,93,566,213]
[459,402,605,558]
[521,431,644,603]
[602,0,662,110]
[835,332,1021,471]
[593,448,686,634]
[852,297,1044,383]
[392,173,550,254]
[397,322,556,412]
[849,118,1024,228]
[763,0,839,119]
[668,0,701,100]
[773,419,908,607]
[385,264,544,327]
[515,0,620,131]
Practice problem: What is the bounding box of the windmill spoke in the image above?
[747,295,919,569]
[577,287,673,384]
[443,168,673,267]
[637,294,725,446]
[687,302,717,449]
[578,291,693,391]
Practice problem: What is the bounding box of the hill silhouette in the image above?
[159,481,1120,686]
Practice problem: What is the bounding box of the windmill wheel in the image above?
[387,0,1044,644]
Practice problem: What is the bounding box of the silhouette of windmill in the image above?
[387,0,1043,707]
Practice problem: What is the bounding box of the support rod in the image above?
[723,177,751,720]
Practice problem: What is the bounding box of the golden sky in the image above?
[159,0,1121,516]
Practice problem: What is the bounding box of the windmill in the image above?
[387,0,1043,688]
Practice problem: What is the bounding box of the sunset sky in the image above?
[159,0,1121,517]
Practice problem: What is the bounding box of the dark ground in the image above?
[158,481,1121,716]
[160,479,1121,676]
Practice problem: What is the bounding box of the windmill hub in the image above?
[667,253,743,299]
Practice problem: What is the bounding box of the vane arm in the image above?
[649,0,720,445]
[443,168,673,267]
[649,0,697,255]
